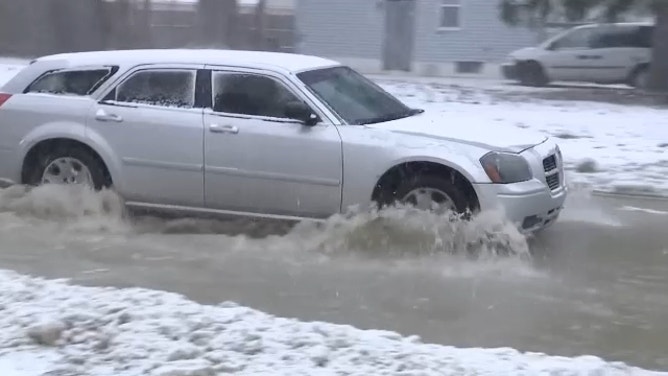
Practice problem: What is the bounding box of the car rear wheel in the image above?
[390,175,472,216]
[25,145,110,190]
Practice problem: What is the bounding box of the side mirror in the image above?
[285,101,319,126]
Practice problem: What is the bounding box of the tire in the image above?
[24,144,111,190]
[629,65,649,89]
[518,61,549,87]
[382,174,472,216]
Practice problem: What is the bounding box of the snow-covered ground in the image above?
[377,78,668,197]
[0,268,665,376]
[1,58,667,374]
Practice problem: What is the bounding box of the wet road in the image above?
[0,185,667,371]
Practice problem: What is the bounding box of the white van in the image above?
[501,22,654,88]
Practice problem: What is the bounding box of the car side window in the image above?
[25,68,115,96]
[634,26,654,48]
[589,27,638,49]
[212,71,303,119]
[551,28,594,50]
[110,69,196,109]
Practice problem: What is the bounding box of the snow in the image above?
[0,60,26,87]
[619,206,668,215]
[33,48,337,73]
[0,268,665,376]
[2,58,668,375]
[377,79,668,196]
[2,58,667,196]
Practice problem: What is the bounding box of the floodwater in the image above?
[1,184,667,371]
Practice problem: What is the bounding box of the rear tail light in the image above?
[0,93,12,107]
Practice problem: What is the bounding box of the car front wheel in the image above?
[391,175,473,216]
[518,61,549,87]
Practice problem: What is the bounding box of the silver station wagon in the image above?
[0,49,567,233]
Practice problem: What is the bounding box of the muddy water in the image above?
[1,185,667,371]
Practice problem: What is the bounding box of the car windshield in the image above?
[297,66,423,125]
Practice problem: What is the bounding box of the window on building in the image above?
[440,0,461,29]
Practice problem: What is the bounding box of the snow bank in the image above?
[0,269,664,376]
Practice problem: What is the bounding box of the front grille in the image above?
[543,155,557,172]
[543,154,560,191]
[546,173,560,190]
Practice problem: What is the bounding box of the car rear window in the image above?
[24,66,118,96]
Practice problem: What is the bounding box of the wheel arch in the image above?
[17,121,124,188]
[371,159,481,212]
[517,59,550,86]
[20,136,116,187]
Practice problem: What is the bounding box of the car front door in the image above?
[202,67,343,219]
[88,64,206,207]
[543,27,599,82]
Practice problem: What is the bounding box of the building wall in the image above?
[295,0,384,63]
[295,0,544,77]
[414,0,541,63]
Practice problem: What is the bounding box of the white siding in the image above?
[414,0,540,63]
[295,0,383,59]
[295,0,543,66]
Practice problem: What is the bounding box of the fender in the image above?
[17,121,126,190]
[377,155,488,185]
[352,154,488,212]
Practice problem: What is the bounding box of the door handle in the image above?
[209,124,239,134]
[95,109,123,123]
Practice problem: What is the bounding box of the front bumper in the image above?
[474,140,567,234]
[475,182,567,234]
[501,62,519,80]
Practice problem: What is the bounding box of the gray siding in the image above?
[295,0,383,59]
[415,0,541,62]
[295,0,543,64]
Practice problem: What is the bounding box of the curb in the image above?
[590,189,668,201]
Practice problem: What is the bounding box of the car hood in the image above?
[510,47,541,60]
[366,112,547,153]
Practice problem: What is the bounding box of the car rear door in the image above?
[87,64,206,207]
[589,25,653,83]
[543,26,599,82]
[0,65,111,184]
[583,25,641,83]
[201,66,343,219]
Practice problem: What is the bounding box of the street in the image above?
[1,186,667,371]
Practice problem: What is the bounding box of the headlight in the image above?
[480,151,532,184]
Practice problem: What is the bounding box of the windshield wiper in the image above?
[356,108,424,125]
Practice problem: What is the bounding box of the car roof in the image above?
[574,21,654,29]
[34,49,341,73]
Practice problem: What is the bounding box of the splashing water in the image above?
[0,184,127,232]
[0,185,530,260]
[285,205,530,260]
